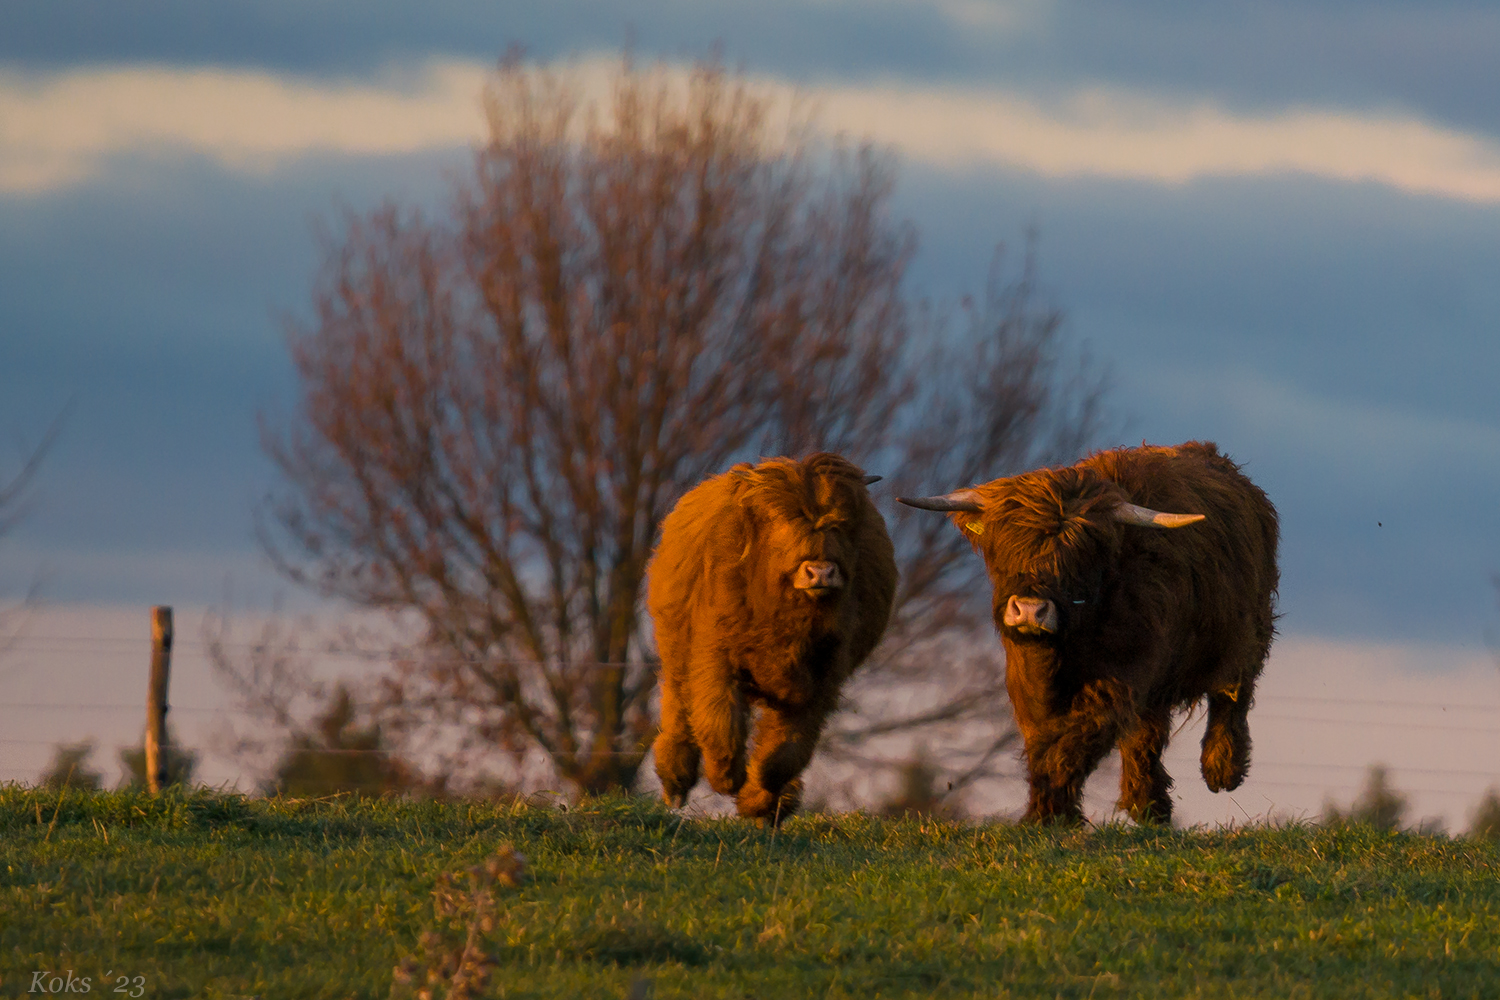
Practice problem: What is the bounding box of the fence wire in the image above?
[5,630,1500,824]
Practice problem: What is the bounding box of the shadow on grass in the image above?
[568,924,713,967]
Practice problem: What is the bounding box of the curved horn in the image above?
[1113,502,1206,528]
[861,475,882,486]
[897,489,983,513]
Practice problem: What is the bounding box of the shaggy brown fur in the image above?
[647,453,897,824]
[905,441,1279,825]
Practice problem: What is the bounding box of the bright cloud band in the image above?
[5,58,1500,203]
[0,62,489,194]
[822,83,1500,202]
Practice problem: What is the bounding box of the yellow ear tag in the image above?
[964,521,984,536]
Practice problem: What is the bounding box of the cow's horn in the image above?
[897,490,983,512]
[1113,502,1206,528]
[861,475,882,486]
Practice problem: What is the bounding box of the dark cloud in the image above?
[0,150,461,605]
[0,0,962,81]
[8,1,1500,138]
[1044,1,1500,134]
[899,165,1500,424]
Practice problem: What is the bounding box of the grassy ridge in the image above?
[3,786,1499,999]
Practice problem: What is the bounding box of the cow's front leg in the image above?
[1202,677,1255,792]
[1024,678,1137,824]
[652,672,700,808]
[1117,706,1174,824]
[736,698,830,826]
[687,657,748,796]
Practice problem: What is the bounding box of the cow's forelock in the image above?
[737,462,870,611]
[969,470,1125,616]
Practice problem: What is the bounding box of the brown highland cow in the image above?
[648,453,897,824]
[900,441,1279,825]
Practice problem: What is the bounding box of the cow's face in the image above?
[970,524,1116,643]
[980,550,1112,642]
[899,466,1205,643]
[939,469,1127,642]
[738,467,870,617]
[771,520,852,599]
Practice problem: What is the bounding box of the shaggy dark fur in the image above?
[647,453,897,824]
[906,441,1279,824]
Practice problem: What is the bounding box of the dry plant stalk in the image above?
[389,846,531,1000]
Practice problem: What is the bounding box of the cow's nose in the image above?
[793,560,844,593]
[1003,595,1058,634]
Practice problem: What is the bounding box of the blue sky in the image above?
[5,0,1500,820]
[6,0,1500,644]
[2,3,1500,629]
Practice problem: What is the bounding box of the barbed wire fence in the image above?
[4,628,1500,829]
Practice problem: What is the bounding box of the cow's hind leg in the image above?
[1026,678,1136,824]
[1117,706,1174,824]
[652,676,700,808]
[1202,678,1255,792]
[736,703,827,826]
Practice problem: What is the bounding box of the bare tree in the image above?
[262,53,1105,798]
[1,410,68,662]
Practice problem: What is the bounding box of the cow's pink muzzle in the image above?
[1003,595,1058,634]
[793,561,844,595]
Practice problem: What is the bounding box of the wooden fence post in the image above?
[146,606,173,794]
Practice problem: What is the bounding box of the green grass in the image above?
[4,786,1500,998]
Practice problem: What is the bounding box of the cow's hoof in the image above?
[1023,792,1084,825]
[1201,745,1248,792]
[1202,762,1247,793]
[704,756,746,796]
[706,774,745,796]
[1026,780,1085,825]
[1200,716,1248,791]
[773,778,804,820]
[1122,799,1173,826]
[735,785,773,817]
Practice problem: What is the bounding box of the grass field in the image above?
[4,786,1499,999]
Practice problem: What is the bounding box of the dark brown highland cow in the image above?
[648,453,897,824]
[900,441,1278,824]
